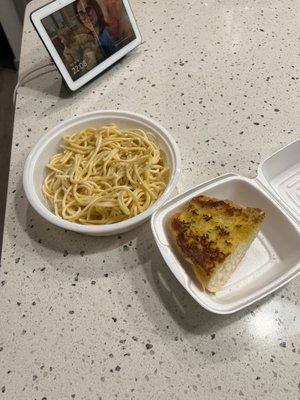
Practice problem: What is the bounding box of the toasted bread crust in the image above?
[170,195,265,292]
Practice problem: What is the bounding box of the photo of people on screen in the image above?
[42,0,136,81]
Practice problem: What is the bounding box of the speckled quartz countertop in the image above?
[1,0,299,398]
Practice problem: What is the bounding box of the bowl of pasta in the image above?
[23,110,180,235]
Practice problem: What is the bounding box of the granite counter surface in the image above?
[0,0,299,399]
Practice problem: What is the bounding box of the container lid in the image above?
[257,139,300,225]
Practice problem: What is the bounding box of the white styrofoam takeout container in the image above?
[23,110,181,236]
[151,139,300,314]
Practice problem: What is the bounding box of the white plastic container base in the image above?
[151,139,300,314]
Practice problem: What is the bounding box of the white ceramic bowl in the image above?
[23,110,180,236]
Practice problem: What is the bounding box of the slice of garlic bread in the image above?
[170,195,265,292]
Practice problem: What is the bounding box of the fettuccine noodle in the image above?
[42,124,170,224]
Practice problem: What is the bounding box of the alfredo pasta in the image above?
[42,125,170,224]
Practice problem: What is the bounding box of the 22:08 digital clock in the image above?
[71,60,88,75]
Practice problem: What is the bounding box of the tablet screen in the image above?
[41,0,136,81]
